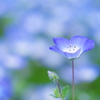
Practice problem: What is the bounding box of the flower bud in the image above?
[47,71,59,82]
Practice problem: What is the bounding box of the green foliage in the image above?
[62,86,69,99]
[50,87,61,98]
[48,71,69,100]
[50,86,69,99]
[27,60,50,84]
[0,18,11,37]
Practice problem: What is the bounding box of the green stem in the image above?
[55,79,64,100]
[72,60,75,100]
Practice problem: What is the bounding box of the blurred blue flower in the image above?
[0,41,27,69]
[49,36,95,59]
[1,54,27,69]
[0,67,11,99]
[0,0,11,16]
[59,64,99,84]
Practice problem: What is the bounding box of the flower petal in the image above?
[70,36,88,48]
[82,39,95,52]
[53,38,70,51]
[50,36,95,59]
[49,46,64,56]
[64,48,81,59]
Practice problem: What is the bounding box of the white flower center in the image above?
[63,45,80,53]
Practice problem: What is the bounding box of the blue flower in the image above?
[49,36,95,59]
[0,67,12,99]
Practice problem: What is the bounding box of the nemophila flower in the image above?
[49,35,95,59]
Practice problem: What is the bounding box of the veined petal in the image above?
[64,48,81,59]
[49,46,64,56]
[53,38,70,51]
[82,39,95,52]
[70,36,88,48]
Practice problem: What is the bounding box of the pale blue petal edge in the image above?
[53,38,69,51]
[49,46,64,56]
[82,39,95,52]
[70,35,88,48]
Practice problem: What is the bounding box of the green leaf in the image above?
[61,86,69,99]
[50,87,61,98]
[53,87,61,98]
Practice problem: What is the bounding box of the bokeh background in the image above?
[0,0,100,100]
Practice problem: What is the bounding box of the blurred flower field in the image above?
[0,0,100,100]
